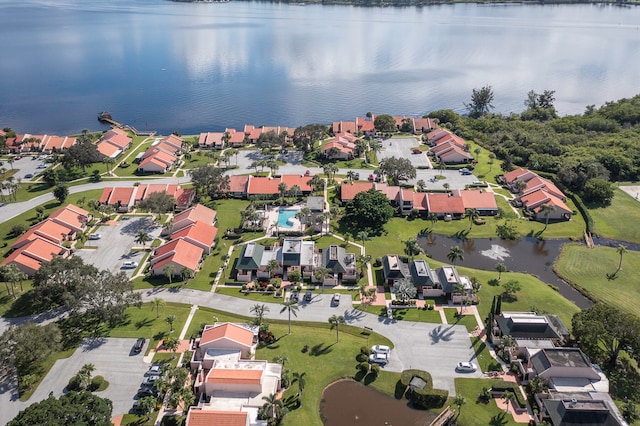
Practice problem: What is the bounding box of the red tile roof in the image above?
[229,175,250,194]
[412,192,428,210]
[520,189,571,213]
[206,368,263,385]
[151,238,204,272]
[186,410,248,426]
[2,237,69,274]
[138,157,169,172]
[96,141,121,158]
[228,131,245,145]
[48,205,89,231]
[340,182,375,201]
[247,177,281,195]
[426,193,465,214]
[201,323,254,347]
[356,117,376,132]
[174,204,217,226]
[104,187,136,207]
[332,121,357,134]
[460,189,498,210]
[12,220,73,249]
[171,222,218,249]
[503,168,534,184]
[100,128,131,148]
[280,175,312,192]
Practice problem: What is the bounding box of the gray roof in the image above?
[436,266,460,293]
[306,196,324,212]
[382,255,409,280]
[323,245,348,274]
[409,260,438,287]
[237,242,265,270]
[282,239,302,266]
[544,398,622,426]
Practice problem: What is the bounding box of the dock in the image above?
[97,112,156,137]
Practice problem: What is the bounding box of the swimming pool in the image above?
[277,209,298,228]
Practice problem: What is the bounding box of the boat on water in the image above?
[97,111,112,122]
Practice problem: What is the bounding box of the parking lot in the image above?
[1,155,50,181]
[75,217,162,275]
[378,137,432,169]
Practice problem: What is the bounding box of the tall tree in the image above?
[138,191,175,221]
[465,208,480,231]
[280,300,299,335]
[292,124,329,152]
[153,297,165,318]
[0,322,62,376]
[373,114,397,133]
[328,315,346,342]
[538,203,555,234]
[377,156,416,185]
[165,314,176,332]
[250,303,270,326]
[393,279,417,303]
[616,244,627,274]
[402,238,422,262]
[292,371,307,396]
[164,264,176,283]
[447,246,464,265]
[342,189,395,234]
[6,391,113,426]
[189,164,231,200]
[465,85,495,118]
[135,230,152,247]
[53,184,69,204]
[495,262,507,280]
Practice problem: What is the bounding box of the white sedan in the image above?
[456,362,477,372]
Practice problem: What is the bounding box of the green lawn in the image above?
[358,304,443,323]
[443,308,479,332]
[182,306,396,426]
[454,378,519,426]
[112,136,155,177]
[554,243,640,318]
[590,188,640,243]
[470,336,502,372]
[215,286,283,302]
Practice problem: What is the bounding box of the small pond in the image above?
[320,379,436,426]
[417,235,593,309]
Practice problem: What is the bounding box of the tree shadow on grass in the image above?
[309,343,334,356]
[135,317,154,329]
[490,411,508,426]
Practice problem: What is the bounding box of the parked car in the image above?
[304,290,313,302]
[369,353,388,365]
[332,293,340,306]
[133,338,145,353]
[122,261,139,269]
[456,361,477,372]
[354,172,360,180]
[289,291,299,302]
[24,173,33,179]
[304,169,311,176]
[37,163,47,169]
[136,388,157,398]
[368,174,375,181]
[130,400,145,414]
[371,345,391,355]
[88,233,102,240]
[145,365,162,376]
[141,376,159,387]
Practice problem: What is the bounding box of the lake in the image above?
[1,1,639,135]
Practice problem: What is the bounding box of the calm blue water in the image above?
[278,209,297,228]
[1,1,640,135]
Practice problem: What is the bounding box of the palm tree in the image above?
[288,184,301,199]
[427,212,438,232]
[402,238,422,262]
[454,395,466,420]
[356,230,369,247]
[308,175,324,195]
[416,179,426,192]
[153,297,165,318]
[273,354,288,366]
[538,203,555,234]
[135,230,152,247]
[164,264,176,283]
[503,391,515,414]
[166,314,176,332]
[266,259,280,278]
[280,300,299,335]
[466,208,480,231]
[447,245,464,265]
[250,303,270,326]
[488,152,496,172]
[514,179,527,194]
[261,393,283,419]
[292,371,307,396]
[328,315,346,342]
[616,244,627,274]
[443,182,450,193]
[346,170,355,182]
[314,266,330,292]
[357,254,371,277]
[495,262,507,280]
[278,182,288,203]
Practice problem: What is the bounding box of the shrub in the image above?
[356,353,368,363]
[241,284,247,291]
[66,375,81,392]
[360,346,370,355]
[90,376,109,392]
[409,388,449,408]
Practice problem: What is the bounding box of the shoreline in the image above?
[171,0,640,6]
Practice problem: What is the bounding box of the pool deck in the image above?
[265,206,303,235]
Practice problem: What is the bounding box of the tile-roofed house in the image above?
[323,132,358,160]
[227,130,246,147]
[459,189,499,215]
[413,118,438,133]
[99,187,137,212]
[199,323,255,351]
[96,140,122,158]
[332,120,358,134]
[522,175,566,201]
[426,193,465,218]
[2,237,70,276]
[280,174,313,194]
[12,219,75,250]
[236,242,266,282]
[412,192,428,212]
[101,128,132,149]
[198,132,225,149]
[137,155,173,174]
[431,141,473,164]
[520,190,572,221]
[356,117,376,135]
[159,134,183,152]
[41,135,76,153]
[340,181,375,203]
[426,128,453,144]
[150,238,204,277]
[382,254,410,286]
[186,410,249,426]
[228,175,250,197]
[504,168,538,186]
[247,176,281,196]
[172,204,217,232]
[174,187,195,211]
[48,204,90,233]
[205,368,264,388]
[170,222,218,254]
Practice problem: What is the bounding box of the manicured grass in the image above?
[554,243,640,318]
[454,378,519,426]
[359,304,443,323]
[590,188,640,243]
[470,336,502,373]
[121,414,155,426]
[106,302,190,352]
[0,280,35,317]
[112,136,155,177]
[215,286,283,302]
[443,308,479,332]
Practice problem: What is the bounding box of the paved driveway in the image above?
[75,217,161,276]
[0,338,150,424]
[378,137,432,169]
[3,156,50,181]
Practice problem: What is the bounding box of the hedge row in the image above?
[400,369,448,409]
[491,382,526,408]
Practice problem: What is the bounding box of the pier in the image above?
[97,112,156,136]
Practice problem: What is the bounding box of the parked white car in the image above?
[88,233,102,240]
[371,345,391,355]
[456,361,477,372]
[122,261,139,269]
[369,353,388,365]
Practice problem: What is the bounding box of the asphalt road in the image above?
[378,136,432,169]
